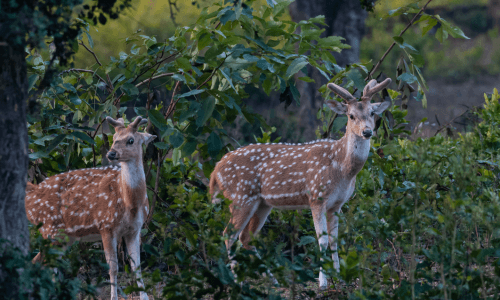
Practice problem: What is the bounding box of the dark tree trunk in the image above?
[289,0,368,139]
[0,43,30,254]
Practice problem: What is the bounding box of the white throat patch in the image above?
[120,160,145,188]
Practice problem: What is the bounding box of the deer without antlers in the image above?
[210,78,392,288]
[25,116,156,300]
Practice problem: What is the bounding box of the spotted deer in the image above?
[25,116,155,300]
[210,78,392,288]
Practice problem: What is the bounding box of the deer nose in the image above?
[362,129,373,138]
[107,151,117,160]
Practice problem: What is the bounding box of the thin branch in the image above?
[113,73,174,106]
[165,80,183,119]
[197,54,230,89]
[131,49,182,84]
[79,42,102,67]
[366,0,433,80]
[137,73,175,90]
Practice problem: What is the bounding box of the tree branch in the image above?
[79,42,102,67]
[366,0,433,80]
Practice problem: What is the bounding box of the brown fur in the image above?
[25,116,155,300]
[210,78,392,288]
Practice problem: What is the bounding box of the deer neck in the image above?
[340,127,370,177]
[119,157,147,210]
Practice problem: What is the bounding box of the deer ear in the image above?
[326,100,348,115]
[141,133,157,145]
[372,100,392,115]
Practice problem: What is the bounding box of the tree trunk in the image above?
[0,43,30,254]
[289,0,367,139]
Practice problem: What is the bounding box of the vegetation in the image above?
[1,0,499,299]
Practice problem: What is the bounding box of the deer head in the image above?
[106,116,156,162]
[326,78,392,139]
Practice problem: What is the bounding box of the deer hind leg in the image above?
[224,199,261,275]
[101,232,119,300]
[124,231,149,300]
[239,202,272,251]
[239,202,277,284]
[311,204,329,289]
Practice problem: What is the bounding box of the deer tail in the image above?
[209,169,221,204]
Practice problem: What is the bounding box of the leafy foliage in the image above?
[18,0,500,299]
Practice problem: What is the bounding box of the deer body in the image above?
[210,78,392,288]
[26,116,155,300]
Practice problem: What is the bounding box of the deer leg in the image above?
[124,231,149,300]
[239,202,272,251]
[327,208,341,273]
[311,204,329,289]
[238,203,277,284]
[223,200,261,277]
[224,200,261,253]
[101,232,119,300]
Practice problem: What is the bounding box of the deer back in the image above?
[25,166,127,238]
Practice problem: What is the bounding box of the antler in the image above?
[106,117,125,129]
[361,78,392,102]
[129,116,148,131]
[327,83,356,103]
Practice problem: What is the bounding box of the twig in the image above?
[131,50,182,84]
[434,108,471,136]
[113,73,175,106]
[366,0,433,80]
[79,42,102,66]
[197,54,230,89]
[164,80,183,119]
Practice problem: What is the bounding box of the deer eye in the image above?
[127,138,134,145]
[371,111,375,117]
[349,115,355,120]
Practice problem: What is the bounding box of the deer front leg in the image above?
[311,204,329,289]
[124,230,149,300]
[327,208,341,273]
[102,232,119,300]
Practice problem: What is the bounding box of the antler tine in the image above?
[106,116,125,128]
[362,78,392,101]
[129,116,143,130]
[327,83,356,103]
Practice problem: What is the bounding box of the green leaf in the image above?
[207,132,222,157]
[397,72,418,85]
[71,131,96,145]
[169,130,184,148]
[28,74,39,92]
[181,139,198,158]
[154,142,170,150]
[332,115,348,133]
[435,27,448,43]
[297,236,316,246]
[174,89,205,100]
[196,97,216,127]
[435,15,469,39]
[422,18,438,36]
[69,93,82,105]
[285,57,308,79]
[121,83,139,96]
[219,68,236,91]
[84,31,94,49]
[148,109,167,131]
[346,69,365,90]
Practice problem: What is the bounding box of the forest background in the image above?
[2,0,500,299]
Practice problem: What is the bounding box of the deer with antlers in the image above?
[210,78,392,288]
[25,116,155,300]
